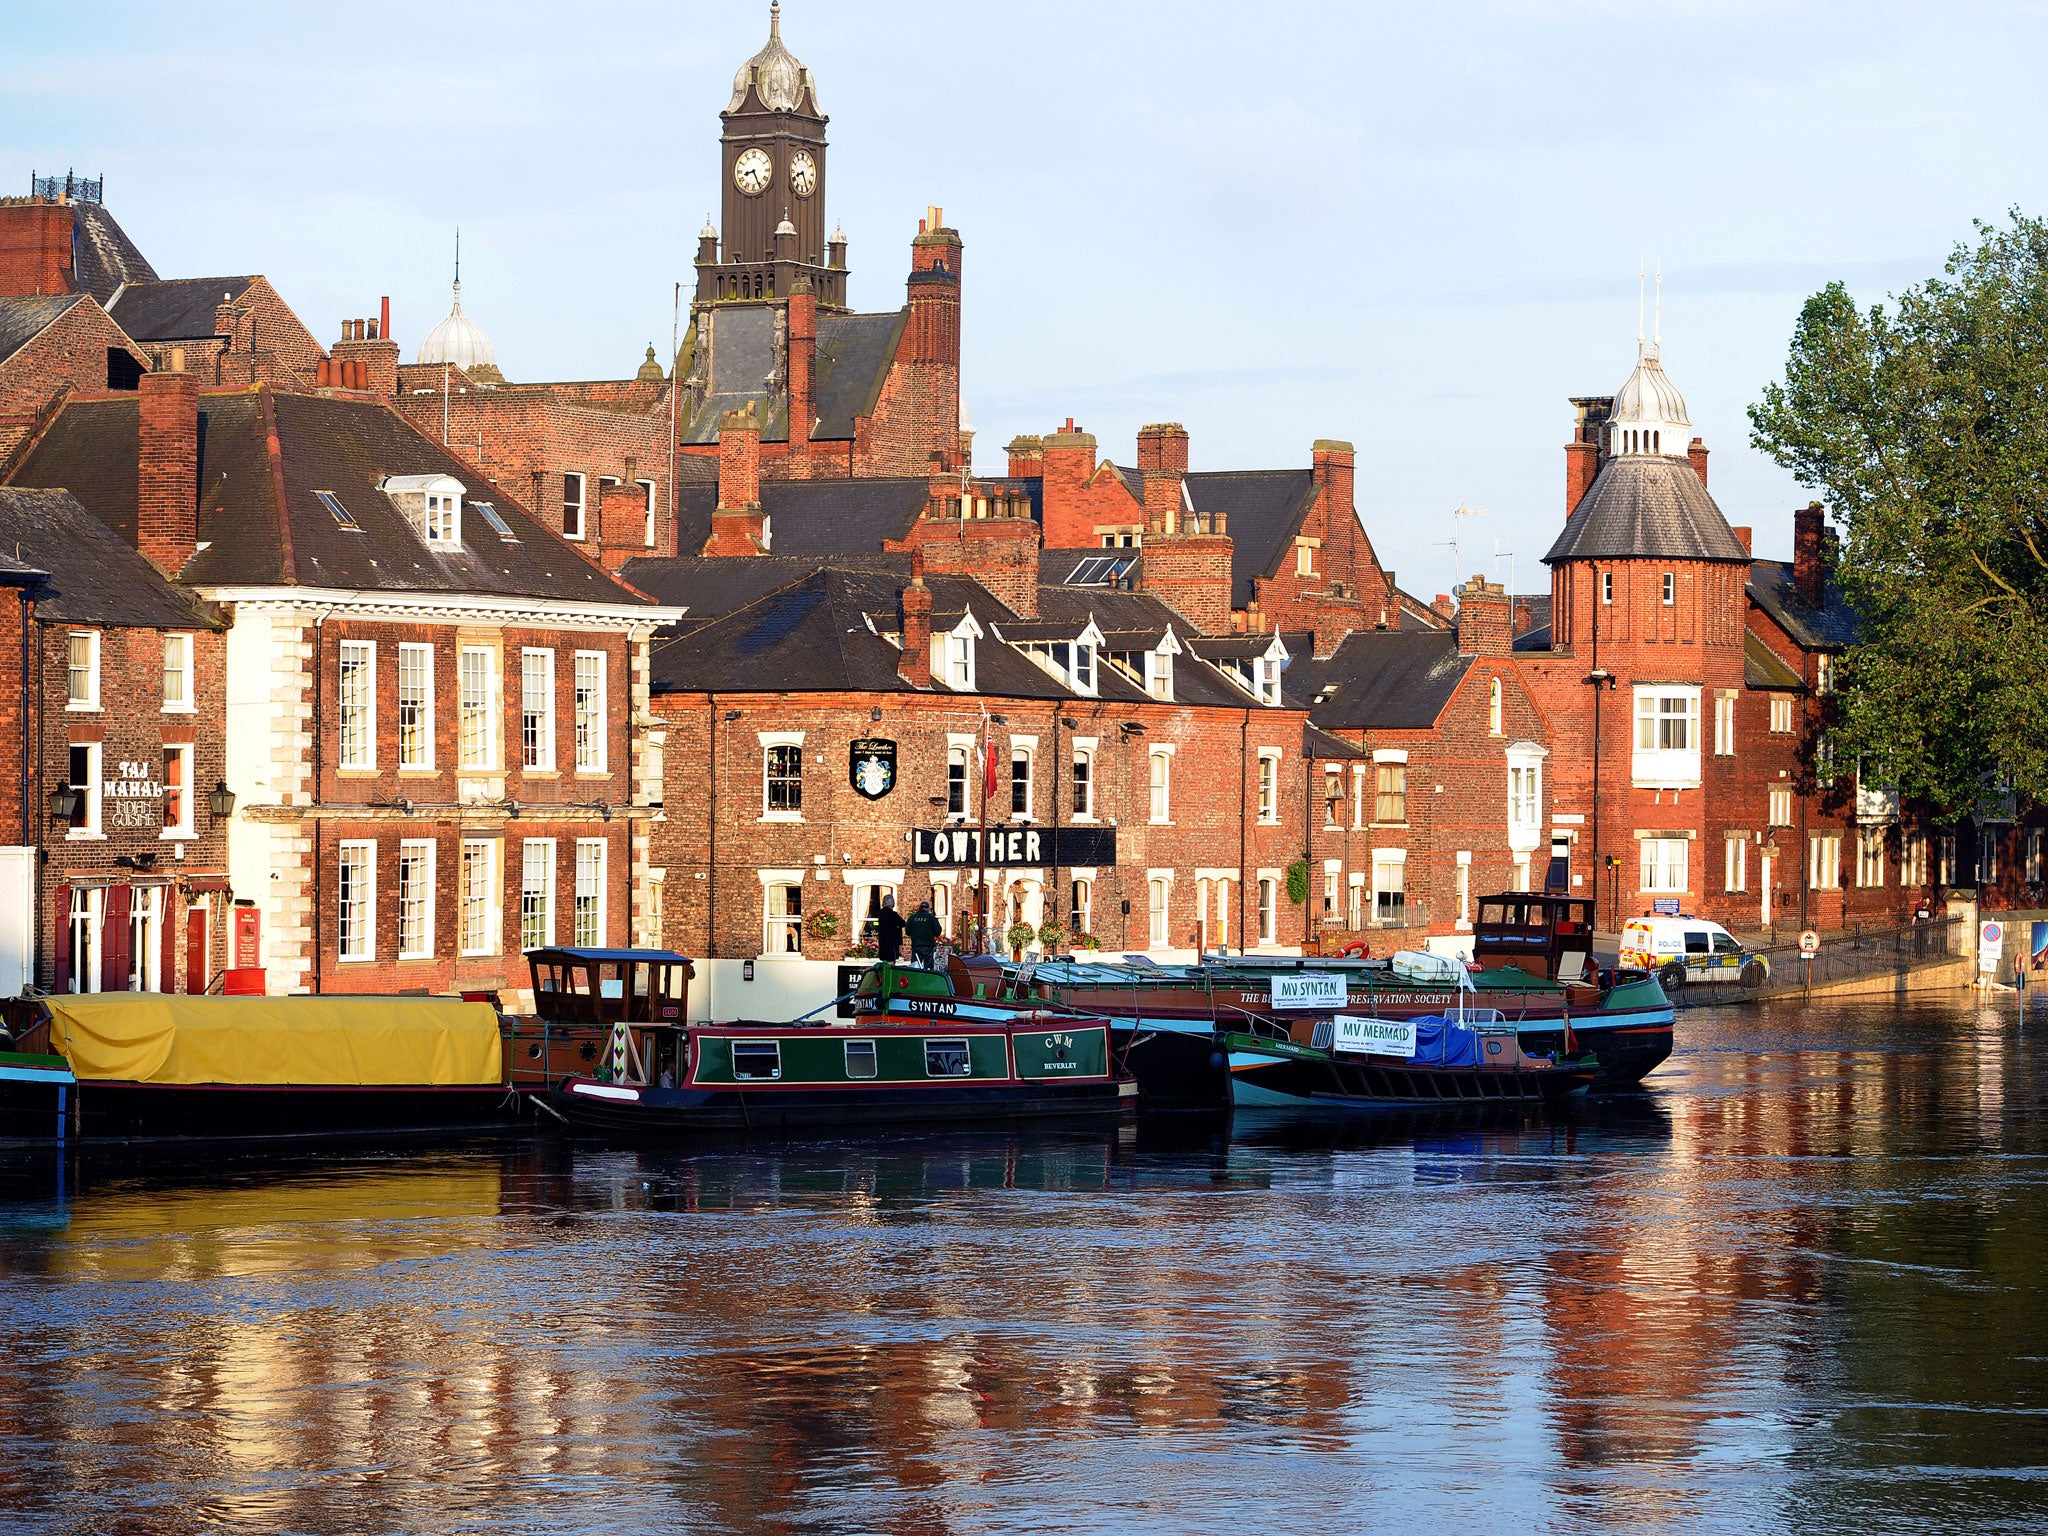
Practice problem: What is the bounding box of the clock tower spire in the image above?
[699,4,846,310]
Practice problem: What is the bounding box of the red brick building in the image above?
[0,486,229,997]
[0,293,147,454]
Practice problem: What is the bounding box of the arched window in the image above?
[1490,677,1503,735]
[1653,430,1661,453]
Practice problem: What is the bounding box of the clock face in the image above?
[733,147,773,197]
[789,150,817,198]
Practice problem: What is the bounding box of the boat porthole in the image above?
[527,1043,543,1059]
[579,1042,598,1062]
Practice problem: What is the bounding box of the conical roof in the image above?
[728,3,817,113]
[1612,341,1690,430]
[416,282,497,373]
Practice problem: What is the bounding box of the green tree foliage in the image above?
[1750,213,2048,812]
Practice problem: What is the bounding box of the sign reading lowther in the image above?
[911,826,1117,869]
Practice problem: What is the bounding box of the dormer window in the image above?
[947,634,972,688]
[379,474,466,550]
[425,493,457,544]
[1146,651,1172,701]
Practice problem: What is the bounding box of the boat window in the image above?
[535,965,561,994]
[1684,931,1710,954]
[601,977,625,1000]
[925,1039,973,1077]
[844,1040,878,1079]
[731,1041,782,1081]
[1479,903,1506,926]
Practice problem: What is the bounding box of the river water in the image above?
[2,995,2046,1534]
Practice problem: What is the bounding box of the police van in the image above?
[1619,915,1768,990]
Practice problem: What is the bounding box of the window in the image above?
[521,839,556,952]
[1937,834,1957,888]
[1456,859,1471,928]
[1010,748,1032,818]
[1296,541,1315,577]
[67,631,99,709]
[337,642,375,768]
[2029,829,2043,885]
[1073,643,1096,695]
[398,840,435,958]
[459,647,498,770]
[765,881,803,953]
[1071,878,1092,936]
[575,839,606,946]
[1770,695,1794,733]
[733,1041,783,1081]
[460,839,498,955]
[1145,651,1173,701]
[1903,834,1928,887]
[1353,768,1366,829]
[925,1039,974,1077]
[1714,694,1735,756]
[1511,855,1530,894]
[1072,749,1093,818]
[398,644,433,769]
[1323,768,1343,825]
[1633,687,1701,786]
[424,491,458,545]
[66,887,103,993]
[1489,677,1503,735]
[1640,838,1688,894]
[1508,760,1541,833]
[945,633,973,690]
[1769,786,1793,826]
[1810,834,1842,890]
[338,841,375,960]
[1661,572,1676,606]
[162,634,192,711]
[314,490,361,530]
[574,653,606,772]
[1147,877,1171,947]
[844,1040,879,1079]
[562,472,586,539]
[1149,751,1172,823]
[1979,828,2000,886]
[1726,836,1748,893]
[521,649,555,770]
[1816,737,1838,786]
[1258,877,1277,945]
[947,746,968,818]
[471,500,517,540]
[161,744,193,838]
[1373,856,1406,924]
[1857,829,1886,888]
[128,885,163,992]
[1257,752,1279,823]
[1816,654,1834,694]
[765,743,803,817]
[1600,572,1613,605]
[931,879,953,937]
[1374,763,1407,825]
[636,480,658,547]
[66,743,101,837]
[1322,867,1338,920]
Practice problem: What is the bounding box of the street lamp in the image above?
[47,784,79,822]
[207,782,237,820]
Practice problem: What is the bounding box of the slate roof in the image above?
[0,294,85,366]
[1747,558,1858,650]
[1185,469,1318,608]
[1305,722,1365,760]
[624,551,905,625]
[670,477,931,559]
[8,389,655,606]
[1040,546,1141,589]
[678,306,905,445]
[1284,629,1473,731]
[0,487,220,628]
[1514,594,1551,638]
[1544,455,1751,564]
[71,202,158,304]
[108,276,257,341]
[1744,630,1805,689]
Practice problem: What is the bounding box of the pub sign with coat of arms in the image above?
[849,738,897,800]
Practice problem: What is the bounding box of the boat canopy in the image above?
[44,995,504,1086]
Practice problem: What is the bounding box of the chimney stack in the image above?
[1732,524,1753,556]
[1793,503,1827,605]
[1454,574,1512,657]
[1005,434,1044,480]
[899,551,933,688]
[1039,419,1099,547]
[1565,396,1613,517]
[786,278,816,470]
[137,366,200,576]
[1688,436,1709,488]
[702,404,766,554]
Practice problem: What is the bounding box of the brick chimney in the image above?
[1006,435,1044,480]
[905,500,1041,617]
[899,551,933,687]
[1565,396,1613,517]
[1039,419,1098,547]
[1688,436,1709,488]
[1137,422,1190,474]
[1732,524,1753,556]
[1137,422,1190,534]
[330,307,399,396]
[1793,502,1827,605]
[596,477,651,570]
[786,279,816,472]
[702,405,766,555]
[0,199,76,296]
[1455,574,1511,656]
[1431,592,1456,625]
[137,366,200,576]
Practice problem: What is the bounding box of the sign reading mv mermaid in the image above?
[1270,972,1347,1010]
[1331,1015,1418,1057]
[911,826,1117,869]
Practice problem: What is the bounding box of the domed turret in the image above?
[636,345,665,382]
[728,2,818,113]
[1609,341,1689,456]
[416,231,501,383]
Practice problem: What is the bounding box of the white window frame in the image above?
[1323,768,1344,828]
[574,838,607,947]
[1769,786,1794,827]
[423,490,460,545]
[128,884,163,993]
[1714,693,1736,757]
[398,643,434,770]
[563,471,586,540]
[573,651,607,773]
[1640,837,1689,895]
[1632,685,1701,788]
[1071,744,1095,821]
[337,839,376,960]
[66,742,103,840]
[946,743,969,820]
[1770,695,1794,733]
[1816,654,1834,694]
[162,632,194,713]
[67,886,103,993]
[521,648,555,771]
[521,838,556,952]
[460,838,501,956]
[1661,571,1676,606]
[1147,874,1172,948]
[1010,743,1035,821]
[1456,852,1471,929]
[1070,875,1093,937]
[1725,835,1748,893]
[1148,747,1174,825]
[1810,834,1842,891]
[1372,850,1407,926]
[763,875,804,955]
[398,838,436,959]
[161,742,195,839]
[636,479,658,547]
[761,730,805,822]
[1489,677,1503,735]
[459,646,499,771]
[1295,540,1315,577]
[1857,829,1886,889]
[66,630,100,711]
[1145,649,1173,701]
[1257,876,1277,945]
[1256,749,1281,824]
[338,640,376,770]
[1506,753,1543,845]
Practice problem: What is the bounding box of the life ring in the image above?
[1339,941,1370,959]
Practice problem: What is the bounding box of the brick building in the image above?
[0,175,156,303]
[0,293,147,453]
[108,273,327,387]
[6,370,679,998]
[0,486,229,997]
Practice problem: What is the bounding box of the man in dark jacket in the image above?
[875,894,907,964]
[907,899,943,968]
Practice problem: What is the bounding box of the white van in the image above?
[1619,915,1767,989]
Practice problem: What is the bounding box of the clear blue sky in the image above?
[10,1,2046,592]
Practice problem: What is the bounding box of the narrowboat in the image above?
[0,994,513,1140]
[1225,1012,1597,1113]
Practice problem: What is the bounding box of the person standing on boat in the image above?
[876,894,907,965]
[907,900,942,969]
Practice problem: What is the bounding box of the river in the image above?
[2,994,2045,1534]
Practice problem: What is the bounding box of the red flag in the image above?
[984,739,999,799]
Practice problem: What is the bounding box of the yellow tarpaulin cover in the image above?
[46,995,504,1087]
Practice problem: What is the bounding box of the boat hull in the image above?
[0,1079,517,1142]
[1516,1015,1673,1089]
[1228,1049,1590,1113]
[545,1076,1132,1134]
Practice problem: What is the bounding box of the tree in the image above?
[1750,212,2048,813]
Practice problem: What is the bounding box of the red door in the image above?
[102,884,131,992]
[186,903,208,994]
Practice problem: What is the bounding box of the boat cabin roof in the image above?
[525,947,694,965]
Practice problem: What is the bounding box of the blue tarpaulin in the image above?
[1407,1015,1482,1068]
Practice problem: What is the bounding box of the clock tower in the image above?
[699,3,848,310]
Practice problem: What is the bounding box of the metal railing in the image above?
[1667,915,1967,1008]
[31,171,100,203]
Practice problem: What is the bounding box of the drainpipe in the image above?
[17,588,31,849]
[707,693,718,958]
[1239,709,1250,955]
[1303,750,1313,952]
[310,608,333,995]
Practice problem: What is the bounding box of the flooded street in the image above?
[3,995,2046,1534]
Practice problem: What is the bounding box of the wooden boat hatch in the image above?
[1472,895,1595,983]
[526,947,694,1026]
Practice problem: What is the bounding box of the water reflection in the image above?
[2,996,2046,1533]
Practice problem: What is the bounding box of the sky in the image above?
[9,0,2048,592]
